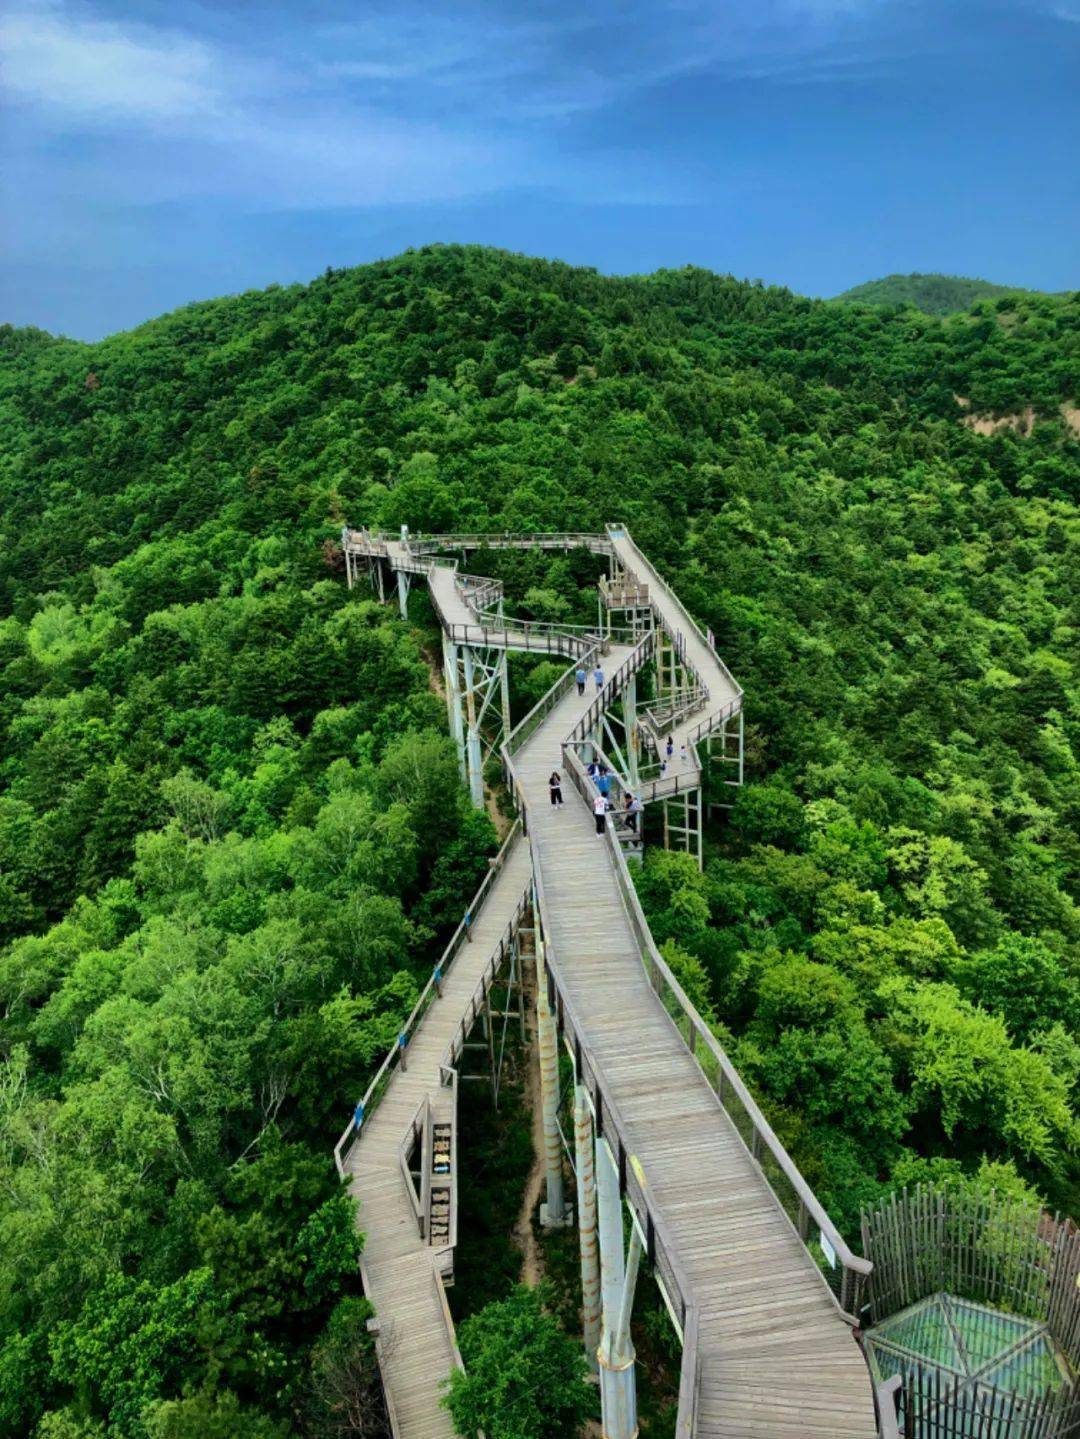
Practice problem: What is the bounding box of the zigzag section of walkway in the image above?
[337,527,878,1439]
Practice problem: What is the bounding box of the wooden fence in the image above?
[864,1187,1080,1439]
[863,1187,1080,1354]
[892,1363,1080,1439]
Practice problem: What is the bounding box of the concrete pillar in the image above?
[596,1138,638,1437]
[574,1087,601,1369]
[462,645,484,809]
[537,939,568,1227]
[396,570,409,620]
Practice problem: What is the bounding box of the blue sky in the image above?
[2,0,1078,339]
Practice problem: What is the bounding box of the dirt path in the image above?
[514,965,546,1287]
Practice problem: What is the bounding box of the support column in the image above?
[574,1087,601,1370]
[396,570,409,620]
[537,938,568,1228]
[462,645,484,809]
[443,633,466,785]
[341,528,353,589]
[623,674,639,788]
[499,649,511,746]
[596,1138,638,1437]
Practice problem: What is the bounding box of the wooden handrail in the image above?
[594,756,871,1311]
[560,669,871,1319]
[874,1376,902,1439]
[333,820,523,1177]
[398,1097,427,1234]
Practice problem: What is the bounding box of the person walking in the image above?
[623,791,640,832]
[575,665,586,696]
[594,664,604,691]
[596,768,612,799]
[593,791,608,836]
[679,742,688,764]
[549,770,563,807]
[665,735,674,762]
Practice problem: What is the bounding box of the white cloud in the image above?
[0,4,221,121]
[0,0,901,223]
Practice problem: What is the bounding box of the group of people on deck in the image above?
[548,757,643,837]
[575,663,605,696]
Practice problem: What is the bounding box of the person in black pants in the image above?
[549,771,563,807]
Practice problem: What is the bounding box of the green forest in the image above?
[828,270,1064,316]
[832,272,1055,315]
[1,244,1078,1437]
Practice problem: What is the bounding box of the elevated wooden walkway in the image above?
[339,834,531,1438]
[337,527,879,1438]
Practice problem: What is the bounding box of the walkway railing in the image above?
[558,679,872,1322]
[408,530,612,555]
[333,820,524,1177]
[501,641,603,775]
[526,816,703,1436]
[441,888,531,1073]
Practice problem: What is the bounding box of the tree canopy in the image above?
[1,243,1078,1433]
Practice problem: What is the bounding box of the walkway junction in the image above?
[334,526,886,1439]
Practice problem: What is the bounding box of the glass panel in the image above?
[875,1296,964,1372]
[946,1296,1039,1373]
[981,1335,1070,1398]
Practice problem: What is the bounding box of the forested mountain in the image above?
[1,244,1079,1437]
[832,271,1056,315]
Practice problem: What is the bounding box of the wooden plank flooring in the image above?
[514,651,877,1438]
[343,838,531,1439]
[345,539,877,1437]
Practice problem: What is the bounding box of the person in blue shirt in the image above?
[594,664,604,690]
[575,666,586,695]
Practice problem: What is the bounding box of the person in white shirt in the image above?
[593,792,607,836]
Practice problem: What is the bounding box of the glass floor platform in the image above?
[866,1293,1076,1435]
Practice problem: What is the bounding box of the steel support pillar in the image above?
[342,528,354,589]
[596,1138,639,1437]
[623,674,639,788]
[574,1087,601,1369]
[537,938,569,1227]
[499,646,511,743]
[396,570,410,620]
[462,645,484,809]
[443,633,467,786]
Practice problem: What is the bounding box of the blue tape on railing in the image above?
[353,1102,364,1130]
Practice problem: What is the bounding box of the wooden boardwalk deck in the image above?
[343,838,531,1439]
[341,527,877,1438]
[513,668,876,1438]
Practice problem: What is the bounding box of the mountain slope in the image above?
[832,271,1049,314]
[0,245,1078,1436]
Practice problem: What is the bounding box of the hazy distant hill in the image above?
[833,272,1044,315]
